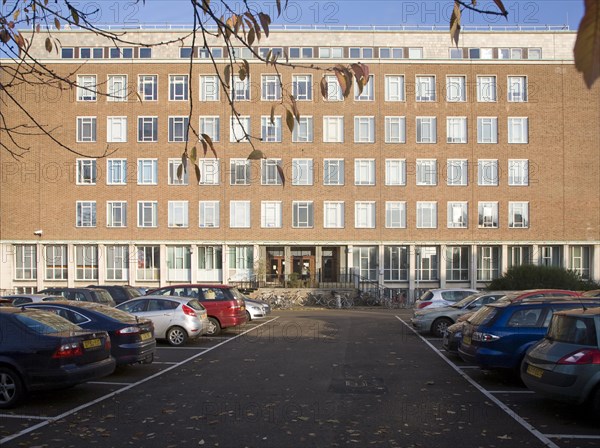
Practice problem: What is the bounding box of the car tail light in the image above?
[182,304,197,317]
[117,326,141,335]
[230,300,243,310]
[558,349,600,365]
[472,331,500,342]
[417,301,432,309]
[53,342,83,358]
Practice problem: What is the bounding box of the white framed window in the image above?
[416,117,437,143]
[446,117,467,143]
[199,75,220,101]
[76,117,97,142]
[138,75,157,101]
[349,47,374,59]
[478,202,499,228]
[379,47,403,59]
[478,159,499,186]
[169,75,189,101]
[292,201,314,228]
[77,75,97,101]
[323,116,344,142]
[477,76,497,102]
[324,75,343,101]
[136,246,159,280]
[232,75,250,101]
[508,117,529,143]
[416,159,437,186]
[230,159,251,185]
[385,75,405,101]
[76,201,96,227]
[138,201,158,227]
[138,116,158,142]
[447,159,468,186]
[168,116,189,142]
[323,159,344,186]
[508,202,529,228]
[385,159,406,186]
[261,159,282,185]
[354,75,374,101]
[292,116,313,143]
[107,201,127,227]
[324,202,344,228]
[508,160,529,186]
[230,116,250,142]
[261,74,281,101]
[449,48,463,59]
[258,47,283,58]
[446,246,469,281]
[261,116,282,142]
[354,159,376,186]
[289,47,314,58]
[319,47,343,58]
[477,117,498,143]
[528,48,542,59]
[385,202,406,228]
[446,76,466,102]
[416,202,437,228]
[292,159,314,186]
[469,48,493,59]
[198,159,220,185]
[107,116,127,143]
[139,48,152,58]
[137,159,158,185]
[230,47,253,59]
[107,75,128,101]
[75,245,98,281]
[355,202,375,228]
[199,116,220,142]
[106,245,129,281]
[261,201,282,228]
[45,245,67,280]
[385,116,405,143]
[416,76,436,102]
[508,76,528,102]
[477,246,501,281]
[354,116,375,143]
[199,201,220,228]
[230,201,251,228]
[447,202,468,228]
[168,158,189,185]
[292,75,312,101]
[570,246,591,279]
[408,47,423,59]
[14,245,36,280]
[107,159,127,185]
[76,159,97,185]
[168,201,189,228]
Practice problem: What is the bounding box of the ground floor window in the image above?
[508,246,532,268]
[45,245,67,280]
[416,246,439,281]
[229,246,254,269]
[446,246,469,281]
[477,246,500,281]
[15,244,37,280]
[106,245,129,281]
[539,245,562,267]
[198,246,222,270]
[354,246,378,281]
[75,245,98,280]
[137,246,160,281]
[570,245,591,280]
[384,246,408,281]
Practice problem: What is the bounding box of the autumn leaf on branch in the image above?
[574,0,600,88]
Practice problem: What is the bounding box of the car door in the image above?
[142,299,180,338]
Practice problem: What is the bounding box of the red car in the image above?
[147,284,247,336]
[498,289,581,303]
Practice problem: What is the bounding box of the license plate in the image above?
[140,332,152,341]
[83,338,101,349]
[527,364,544,379]
[463,335,471,346]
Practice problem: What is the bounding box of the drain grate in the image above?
[329,377,387,394]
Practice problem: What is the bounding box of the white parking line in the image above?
[0,414,48,421]
[395,316,560,448]
[0,316,280,445]
[156,346,212,350]
[488,390,535,394]
[87,381,133,386]
[150,361,178,365]
[457,365,480,369]
[546,434,600,440]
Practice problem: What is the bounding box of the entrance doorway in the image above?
[321,247,339,282]
[266,247,284,284]
[291,248,315,285]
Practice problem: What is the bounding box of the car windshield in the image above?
[14,311,82,334]
[467,306,498,326]
[451,294,481,308]
[547,315,598,346]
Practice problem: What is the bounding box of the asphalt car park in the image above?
[1,309,600,447]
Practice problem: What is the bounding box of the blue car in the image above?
[459,297,600,372]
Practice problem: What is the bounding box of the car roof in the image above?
[24,300,111,311]
[489,296,600,308]
[119,295,191,304]
[2,294,62,299]
[553,306,600,317]
[151,284,232,289]
[581,289,600,297]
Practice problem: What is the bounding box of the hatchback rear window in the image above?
[419,291,434,302]
[548,315,598,346]
[468,306,498,326]
[185,299,206,311]
[15,312,82,334]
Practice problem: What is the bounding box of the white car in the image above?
[413,288,478,310]
[244,297,271,321]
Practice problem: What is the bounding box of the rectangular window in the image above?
[139,47,152,58]
[478,202,499,228]
[349,47,374,59]
[324,159,344,186]
[508,246,532,268]
[137,201,158,227]
[76,117,97,142]
[354,116,375,143]
[511,48,523,59]
[478,160,499,186]
[199,116,220,142]
[76,201,96,227]
[447,202,468,228]
[107,201,127,227]
[198,159,220,185]
[323,202,344,228]
[75,245,98,280]
[80,47,103,59]
[261,159,282,185]
[77,75,97,101]
[289,47,314,58]
[385,75,405,101]
[228,246,254,269]
[385,116,406,143]
[261,201,282,228]
[200,75,220,101]
[137,159,158,185]
[106,245,129,281]
[385,159,406,186]
[230,159,251,185]
[416,202,437,228]
[199,201,220,228]
[385,202,406,228]
[258,47,283,58]
[446,246,470,281]
[416,117,436,143]
[508,202,529,228]
[168,158,189,185]
[232,75,250,101]
[416,159,437,186]
[61,48,74,58]
[540,246,562,267]
[138,75,157,101]
[15,245,36,280]
[76,159,97,185]
[384,246,409,281]
[45,245,67,280]
[169,75,189,101]
[570,246,591,279]
[354,75,374,101]
[446,159,468,186]
[138,117,158,142]
[261,116,282,142]
[179,47,193,58]
[324,75,343,101]
[449,48,463,59]
[168,201,189,228]
[292,75,312,101]
[108,75,128,101]
[107,116,127,143]
[508,76,528,102]
[408,47,423,59]
[416,76,436,101]
[508,117,529,143]
[528,48,542,59]
[477,76,497,102]
[323,116,344,142]
[107,159,127,185]
[319,47,343,58]
[292,201,314,228]
[355,202,376,228]
[230,201,251,228]
[230,116,250,142]
[354,159,376,186]
[477,246,501,281]
[292,116,313,143]
[446,117,467,143]
[508,160,529,186]
[261,75,281,101]
[292,159,314,186]
[446,76,466,102]
[136,246,160,280]
[477,117,498,143]
[168,116,189,142]
[110,47,133,58]
[380,47,404,59]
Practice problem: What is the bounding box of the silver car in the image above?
[413,288,478,311]
[244,297,271,321]
[116,295,209,346]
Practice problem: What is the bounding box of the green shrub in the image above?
[487,265,598,291]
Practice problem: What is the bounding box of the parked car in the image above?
[23,301,156,365]
[38,287,116,307]
[147,284,248,336]
[413,288,478,310]
[87,285,142,305]
[0,307,115,408]
[581,290,600,298]
[2,294,63,306]
[411,291,507,337]
[459,297,600,372]
[116,296,209,346]
[443,321,467,354]
[521,306,600,416]
[244,297,271,321]
[496,289,581,303]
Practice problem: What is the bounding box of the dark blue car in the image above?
[459,297,600,372]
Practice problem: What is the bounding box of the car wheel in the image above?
[246,311,252,322]
[166,326,188,346]
[431,318,453,338]
[141,353,154,365]
[206,317,221,336]
[0,367,24,409]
